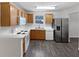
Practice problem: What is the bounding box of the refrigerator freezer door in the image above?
[54,18,62,42]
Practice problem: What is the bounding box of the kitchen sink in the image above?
[35,27,45,30]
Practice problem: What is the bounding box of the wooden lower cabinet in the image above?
[30,30,45,40]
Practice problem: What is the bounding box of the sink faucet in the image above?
[38,24,40,28]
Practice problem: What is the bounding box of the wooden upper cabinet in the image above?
[17,9,22,25]
[10,5,17,26]
[17,9,19,25]
[20,11,25,17]
[1,3,10,26]
[45,14,53,24]
[0,2,28,26]
[17,9,27,24]
[21,11,23,17]
[24,13,26,18]
[22,12,25,17]
[0,3,18,26]
[27,14,33,23]
[25,14,28,23]
[18,10,21,17]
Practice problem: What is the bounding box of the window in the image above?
[35,16,43,24]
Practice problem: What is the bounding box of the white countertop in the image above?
[0,34,26,39]
[31,27,54,31]
[25,24,54,31]
[0,24,54,39]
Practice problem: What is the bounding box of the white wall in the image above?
[69,12,79,38]
[31,11,62,28]
[33,11,62,25]
[28,5,79,38]
[59,4,79,18]
[33,11,62,23]
[59,4,79,38]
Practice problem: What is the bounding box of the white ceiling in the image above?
[14,2,79,11]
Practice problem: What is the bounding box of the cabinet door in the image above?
[18,10,21,17]
[30,30,45,40]
[27,14,33,23]
[10,5,17,26]
[21,11,24,17]
[30,30,39,39]
[17,9,19,25]
[38,30,45,39]
[17,9,23,25]
[1,3,10,26]
[25,14,27,22]
[45,14,53,24]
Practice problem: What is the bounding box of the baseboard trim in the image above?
[70,37,79,39]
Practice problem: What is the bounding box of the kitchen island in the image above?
[0,27,30,57]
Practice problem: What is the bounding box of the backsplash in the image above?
[0,23,53,35]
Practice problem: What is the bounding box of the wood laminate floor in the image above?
[24,38,79,57]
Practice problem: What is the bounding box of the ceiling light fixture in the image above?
[36,6,56,10]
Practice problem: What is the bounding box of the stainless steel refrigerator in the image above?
[54,18,69,43]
